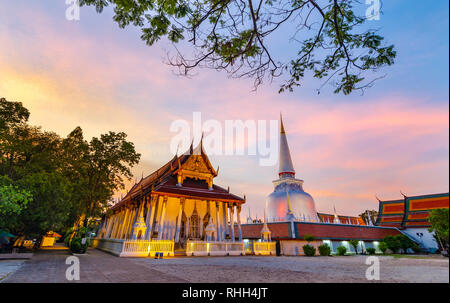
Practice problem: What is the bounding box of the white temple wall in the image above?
[402,228,439,252]
[280,240,322,256]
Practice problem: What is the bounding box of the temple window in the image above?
[190,210,200,239]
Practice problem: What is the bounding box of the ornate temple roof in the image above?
[375,192,449,228]
[111,140,244,210]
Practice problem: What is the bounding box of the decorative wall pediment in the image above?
[177,155,215,187]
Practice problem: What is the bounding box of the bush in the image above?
[366,247,376,255]
[303,244,316,256]
[304,234,316,242]
[383,235,401,253]
[349,239,360,254]
[337,246,347,256]
[378,242,387,254]
[65,227,91,254]
[318,244,331,256]
[411,243,421,254]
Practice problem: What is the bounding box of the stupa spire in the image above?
[279,114,295,177]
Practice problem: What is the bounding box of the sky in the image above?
[0,1,448,219]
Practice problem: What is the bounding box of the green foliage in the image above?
[378,241,387,254]
[348,239,359,254]
[0,179,32,231]
[359,209,378,225]
[65,227,91,254]
[303,244,316,256]
[397,234,415,254]
[80,0,396,95]
[411,243,421,254]
[318,243,331,256]
[428,208,449,250]
[366,247,376,255]
[303,234,315,243]
[337,246,347,256]
[0,97,140,237]
[383,235,401,253]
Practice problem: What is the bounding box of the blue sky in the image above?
[0,0,448,218]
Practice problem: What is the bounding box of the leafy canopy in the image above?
[428,208,449,247]
[0,97,141,236]
[80,0,396,94]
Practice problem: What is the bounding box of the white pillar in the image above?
[223,203,229,240]
[147,195,159,239]
[157,196,168,240]
[112,211,124,239]
[230,204,235,242]
[237,204,242,242]
[175,198,185,242]
[215,202,221,241]
[127,207,139,239]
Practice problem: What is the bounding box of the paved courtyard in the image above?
[1,248,448,283]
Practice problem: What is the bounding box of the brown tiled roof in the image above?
[239,222,401,241]
[154,176,244,203]
[317,213,365,225]
[111,146,243,210]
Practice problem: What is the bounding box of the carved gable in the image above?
[182,155,211,174]
[177,155,216,188]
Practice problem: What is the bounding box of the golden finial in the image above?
[280,112,285,134]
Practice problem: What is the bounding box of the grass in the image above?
[387,254,440,259]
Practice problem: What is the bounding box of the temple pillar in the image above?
[230,204,235,242]
[223,203,229,240]
[157,196,168,240]
[105,216,113,238]
[109,214,116,239]
[215,202,221,241]
[112,211,123,239]
[119,208,130,239]
[147,195,159,239]
[130,199,144,239]
[175,197,185,242]
[144,196,153,239]
[127,206,139,239]
[237,204,242,242]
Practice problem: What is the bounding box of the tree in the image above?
[348,239,359,254]
[0,97,141,236]
[397,234,415,254]
[0,176,32,232]
[304,234,316,242]
[80,0,396,95]
[383,235,400,253]
[61,127,141,227]
[428,208,449,252]
[359,209,378,225]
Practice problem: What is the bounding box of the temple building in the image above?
[239,117,404,255]
[375,192,449,252]
[94,140,247,257]
[94,116,447,257]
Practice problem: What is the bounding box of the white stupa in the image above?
[266,115,319,222]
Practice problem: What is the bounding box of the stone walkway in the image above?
[3,249,186,283]
[2,248,449,283]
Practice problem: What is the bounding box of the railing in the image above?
[148,240,174,257]
[186,241,245,256]
[253,241,276,255]
[121,240,151,257]
[93,239,174,257]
